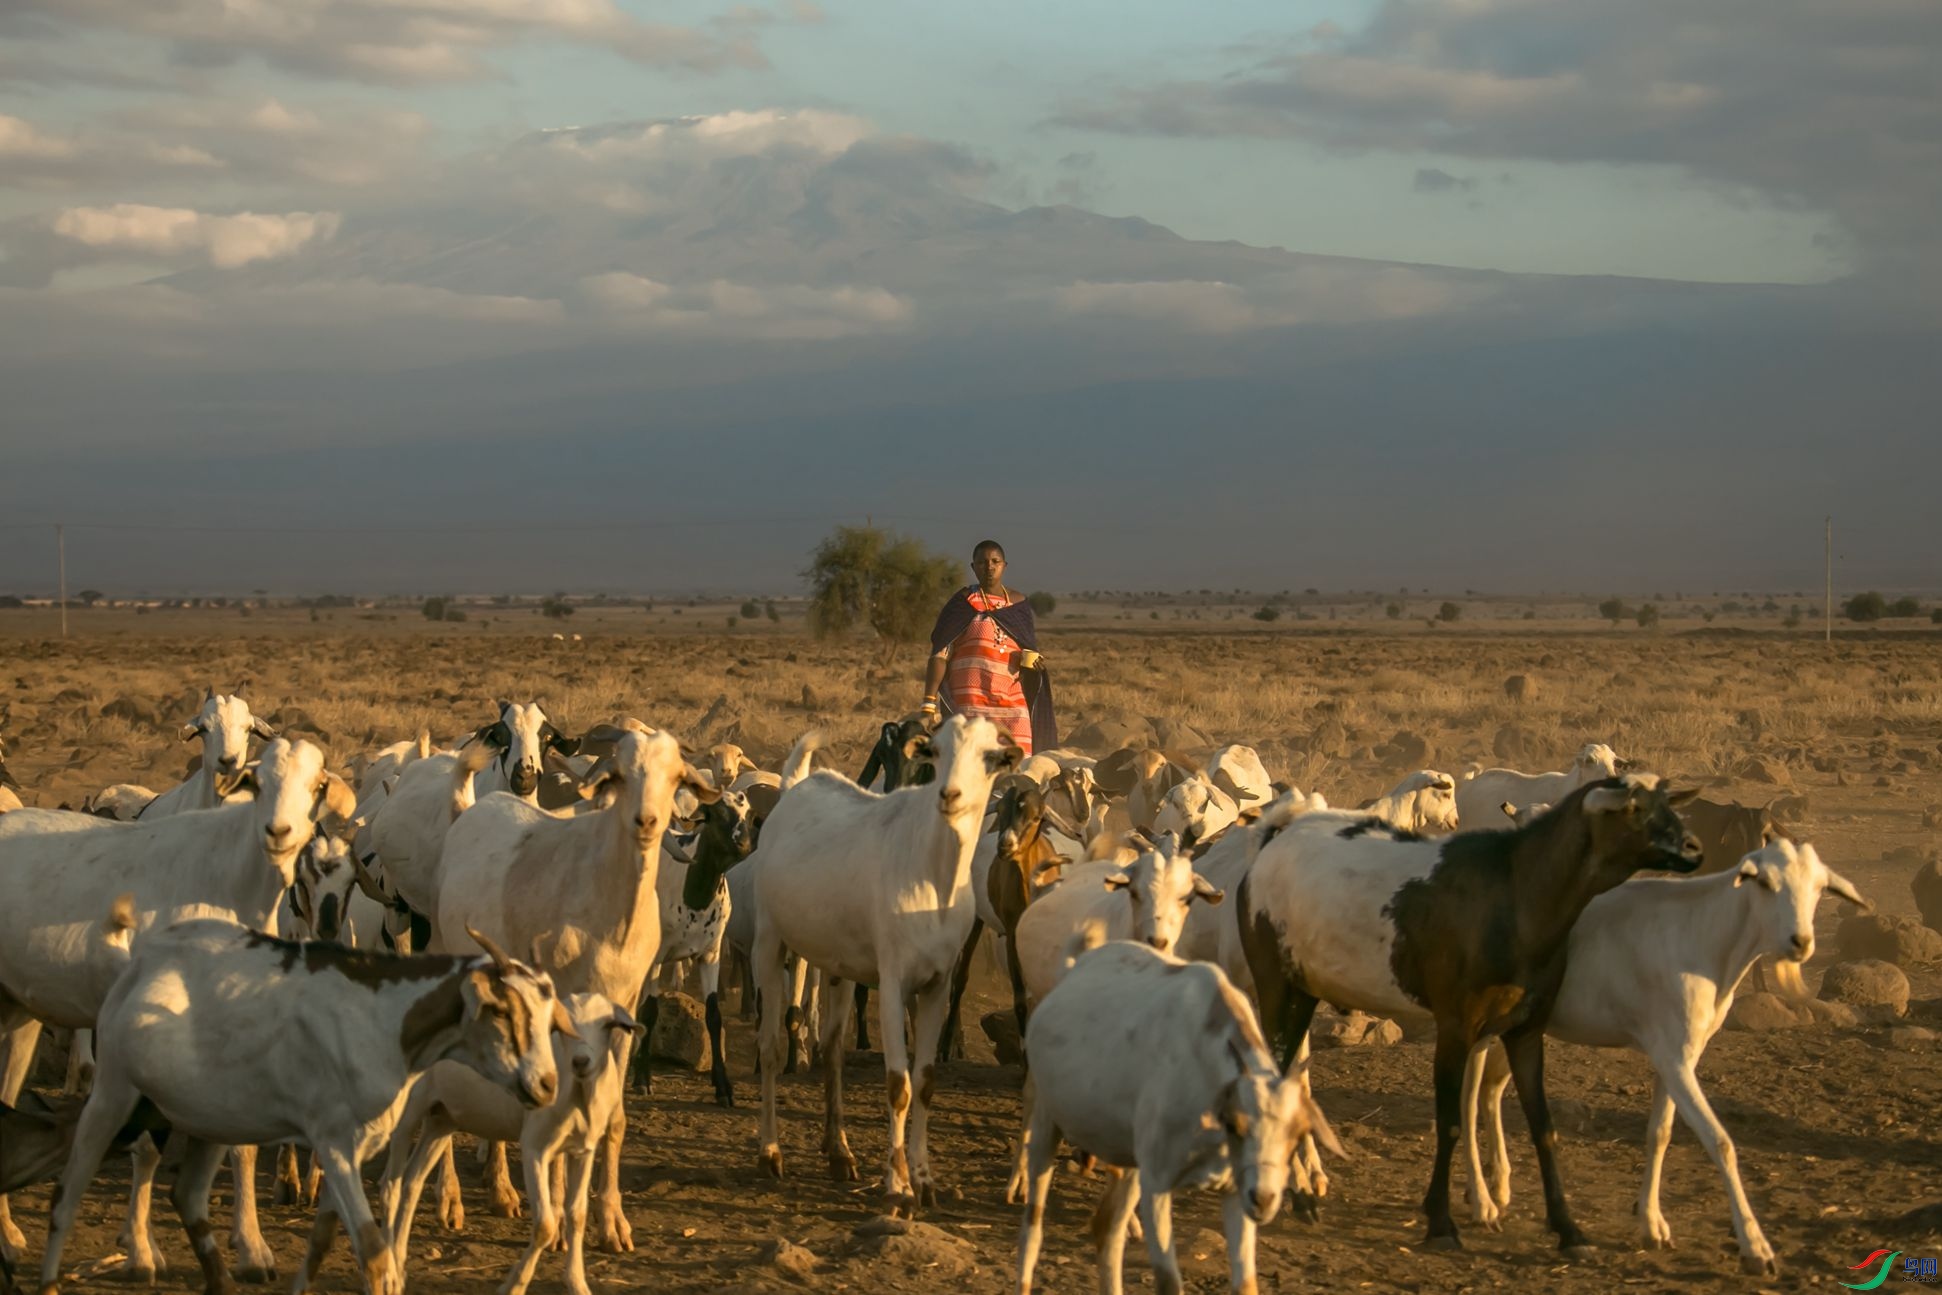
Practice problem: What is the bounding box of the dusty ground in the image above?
[3,616,1940,1293]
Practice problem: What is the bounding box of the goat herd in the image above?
[0,691,1870,1295]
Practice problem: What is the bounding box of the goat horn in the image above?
[349,852,389,904]
[466,924,514,971]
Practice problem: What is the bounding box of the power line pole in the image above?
[1823,515,1831,645]
[56,522,68,639]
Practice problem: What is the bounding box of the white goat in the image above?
[749,715,1020,1211]
[0,738,352,1271]
[1014,940,1343,1295]
[137,690,278,819]
[1454,742,1622,828]
[1151,771,1241,848]
[381,993,642,1295]
[1204,744,1275,811]
[1462,839,1866,1275]
[1174,791,1327,981]
[432,721,716,1254]
[1363,769,1461,834]
[1011,835,1223,1009]
[38,915,565,1295]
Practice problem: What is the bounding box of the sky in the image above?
[0,0,1937,597]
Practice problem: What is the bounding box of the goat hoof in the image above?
[271,1181,298,1207]
[438,1201,465,1232]
[713,1085,735,1109]
[1560,1244,1596,1263]
[231,1262,275,1284]
[917,1182,938,1209]
[1285,1190,1321,1225]
[123,1260,162,1286]
[1741,1254,1779,1277]
[828,1154,859,1182]
[489,1193,524,1220]
[1422,1234,1462,1253]
[758,1148,784,1179]
[596,1215,633,1254]
[886,1192,917,1220]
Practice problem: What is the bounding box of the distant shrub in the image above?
[1843,591,1886,622]
[1437,601,1461,623]
[542,594,575,619]
[1385,602,1403,620]
[1253,605,1280,622]
[1598,597,1629,626]
[1027,591,1056,616]
[1888,597,1921,618]
[1636,603,1661,629]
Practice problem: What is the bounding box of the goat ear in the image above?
[1665,786,1700,807]
[550,999,581,1040]
[575,724,626,759]
[1582,785,1629,814]
[466,966,504,1008]
[576,757,616,798]
[1101,871,1131,891]
[681,764,722,804]
[1732,858,1760,887]
[1190,875,1225,905]
[608,1006,646,1038]
[321,774,357,822]
[178,722,203,743]
[1301,1091,1348,1159]
[1040,807,1078,840]
[251,717,279,741]
[1824,869,1869,911]
[216,766,257,799]
[548,731,582,758]
[905,735,937,763]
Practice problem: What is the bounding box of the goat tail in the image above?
[101,892,138,959]
[452,740,496,817]
[1058,924,1107,976]
[779,729,824,791]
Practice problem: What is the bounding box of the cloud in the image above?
[1052,0,1942,278]
[1056,263,1494,334]
[1412,167,1476,195]
[581,273,911,339]
[1,0,769,87]
[4,204,342,281]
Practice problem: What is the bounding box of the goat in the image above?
[749,715,1019,1212]
[432,721,717,1254]
[1151,771,1241,848]
[955,782,1074,1048]
[381,994,642,1295]
[633,790,752,1106]
[137,690,278,820]
[0,738,352,1274]
[1361,769,1461,834]
[1462,839,1865,1275]
[1014,940,1343,1295]
[38,915,566,1295]
[1237,774,1702,1255]
[1452,742,1624,828]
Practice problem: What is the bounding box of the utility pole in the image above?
[56,522,67,639]
[1824,515,1831,645]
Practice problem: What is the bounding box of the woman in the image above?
[921,539,1057,756]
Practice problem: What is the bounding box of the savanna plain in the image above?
[2,607,1939,1294]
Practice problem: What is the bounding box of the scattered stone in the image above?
[1384,730,1434,769]
[1818,960,1911,1017]
[1149,718,1211,750]
[1725,992,1807,1032]
[1492,725,1531,765]
[99,698,159,729]
[1312,1009,1403,1048]
[268,705,328,742]
[761,1238,819,1282]
[1897,1202,1942,1236]
[1309,719,1349,759]
[647,991,709,1071]
[1838,914,1942,968]
[1735,757,1794,787]
[1767,793,1810,823]
[1503,675,1539,705]
[1914,859,1942,933]
[1802,998,1860,1029]
[981,1011,1024,1067]
[1884,844,1933,867]
[800,684,822,710]
[1887,1026,1938,1051]
[844,1218,977,1279]
[1924,806,1942,830]
[1068,716,1156,753]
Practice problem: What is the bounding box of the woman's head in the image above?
[972,540,1006,589]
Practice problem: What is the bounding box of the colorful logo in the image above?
[1843,1251,1902,1290]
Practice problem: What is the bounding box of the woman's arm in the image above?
[922,649,948,715]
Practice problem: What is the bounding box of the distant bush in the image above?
[542,595,575,619]
[1252,605,1280,622]
[740,600,761,619]
[1932,609,1942,625]
[1636,603,1661,629]
[1437,601,1461,623]
[1027,591,1056,616]
[766,601,780,622]
[1888,597,1921,618]
[1385,602,1403,620]
[1843,591,1886,622]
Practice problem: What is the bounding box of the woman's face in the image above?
[973,549,1007,588]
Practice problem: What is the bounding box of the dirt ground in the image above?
[4,618,1941,1293]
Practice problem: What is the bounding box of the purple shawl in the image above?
[928,586,1058,752]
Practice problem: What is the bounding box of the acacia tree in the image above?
[804,525,959,652]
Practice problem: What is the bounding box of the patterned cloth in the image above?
[938,589,1035,754]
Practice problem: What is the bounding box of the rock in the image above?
[1492,725,1531,764]
[647,992,710,1071]
[1925,806,1942,830]
[268,706,328,742]
[1883,844,1932,866]
[1818,960,1911,1017]
[1915,860,1942,933]
[100,698,160,729]
[1310,719,1349,759]
[1887,1026,1938,1051]
[980,1011,1024,1067]
[1068,716,1155,753]
[1837,914,1942,968]
[1311,1010,1402,1048]
[1802,998,1860,1028]
[1896,1202,1942,1235]
[1725,992,1807,1032]
[1149,718,1211,750]
[800,684,822,710]
[1767,793,1810,823]
[1384,730,1434,769]
[761,1238,819,1282]
[844,1218,977,1279]
[1503,674,1538,705]
[1735,756,1794,787]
